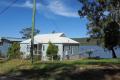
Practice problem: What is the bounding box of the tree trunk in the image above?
[89,53,91,58]
[111,48,117,58]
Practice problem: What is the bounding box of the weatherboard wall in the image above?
[0,41,11,56]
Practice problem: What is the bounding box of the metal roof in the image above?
[21,33,79,44]
[0,37,25,42]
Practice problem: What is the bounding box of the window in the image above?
[27,45,30,52]
[43,45,45,51]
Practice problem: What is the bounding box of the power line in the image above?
[0,0,18,15]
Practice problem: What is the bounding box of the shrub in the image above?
[85,49,93,58]
[7,42,21,59]
[46,42,58,60]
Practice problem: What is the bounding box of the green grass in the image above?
[0,59,120,80]
[0,58,120,74]
[0,59,31,74]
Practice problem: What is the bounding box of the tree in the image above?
[7,42,21,59]
[46,42,58,60]
[78,0,120,58]
[104,21,119,58]
[86,49,93,58]
[78,0,120,38]
[20,27,40,39]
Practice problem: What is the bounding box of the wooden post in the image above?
[31,0,36,64]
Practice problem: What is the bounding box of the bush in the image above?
[7,42,21,59]
[85,50,93,58]
[46,42,58,60]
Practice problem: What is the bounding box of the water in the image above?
[79,45,120,58]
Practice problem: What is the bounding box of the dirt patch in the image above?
[0,64,120,80]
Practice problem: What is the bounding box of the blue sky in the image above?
[0,0,89,38]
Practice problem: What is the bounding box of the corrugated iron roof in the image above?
[0,37,25,42]
[21,33,79,44]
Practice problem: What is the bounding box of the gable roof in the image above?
[21,33,79,44]
[35,33,65,38]
[35,37,79,44]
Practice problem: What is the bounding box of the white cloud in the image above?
[14,0,43,10]
[47,0,79,18]
[14,0,79,18]
[2,0,79,18]
[15,0,33,8]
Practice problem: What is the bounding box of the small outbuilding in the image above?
[20,33,80,60]
[0,37,24,57]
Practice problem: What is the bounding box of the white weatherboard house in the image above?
[20,33,80,60]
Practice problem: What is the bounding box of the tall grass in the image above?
[0,58,120,75]
[0,59,31,74]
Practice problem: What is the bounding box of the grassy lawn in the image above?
[0,59,120,80]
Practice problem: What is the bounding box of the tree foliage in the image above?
[78,0,120,38]
[20,27,40,39]
[104,21,119,58]
[7,42,21,59]
[46,42,58,60]
[78,0,120,58]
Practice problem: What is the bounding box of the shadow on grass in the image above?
[2,62,120,80]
